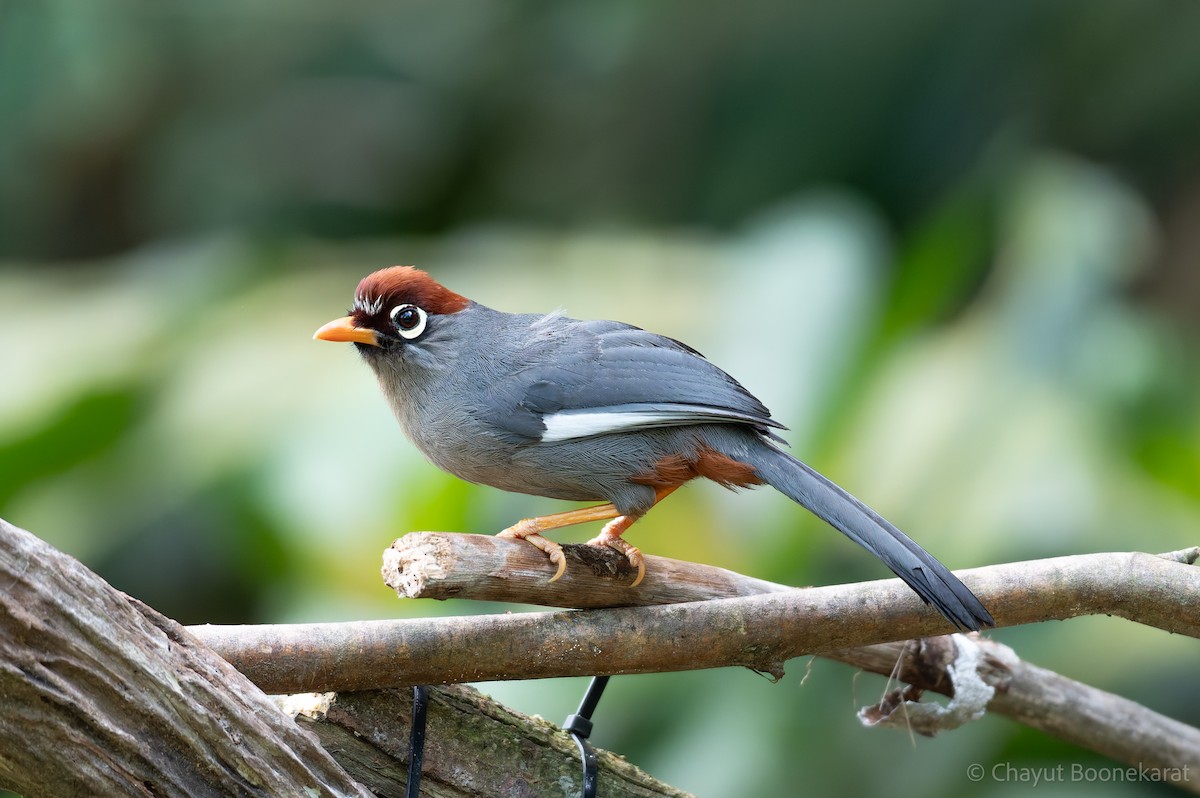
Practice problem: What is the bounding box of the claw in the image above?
[546,544,567,582]
[628,550,646,588]
[586,527,645,587]
[494,491,674,587]
[498,522,568,582]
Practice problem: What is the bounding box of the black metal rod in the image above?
[406,685,430,798]
[577,675,610,719]
[562,675,611,798]
[571,729,601,798]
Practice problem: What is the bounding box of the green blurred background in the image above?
[2,1,1198,796]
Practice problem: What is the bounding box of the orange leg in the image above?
[498,486,678,586]
[498,502,623,581]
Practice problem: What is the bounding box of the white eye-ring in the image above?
[390,303,428,339]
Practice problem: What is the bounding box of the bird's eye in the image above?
[390,303,428,339]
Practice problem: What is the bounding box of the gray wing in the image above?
[482,316,786,443]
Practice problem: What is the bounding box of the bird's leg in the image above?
[497,486,679,585]
[584,486,679,588]
[497,502,623,582]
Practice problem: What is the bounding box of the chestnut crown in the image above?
[347,266,469,339]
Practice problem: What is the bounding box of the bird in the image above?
[314,266,994,631]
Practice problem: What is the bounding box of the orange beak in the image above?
[313,316,380,346]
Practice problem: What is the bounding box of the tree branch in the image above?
[386,535,1200,788]
[281,686,693,798]
[192,533,1200,791]
[0,519,371,798]
[382,532,1200,619]
[193,536,1200,694]
[381,530,790,606]
[834,637,1200,787]
[378,534,1200,783]
[1,519,691,798]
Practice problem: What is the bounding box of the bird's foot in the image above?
[496,501,625,582]
[586,516,646,587]
[497,521,567,582]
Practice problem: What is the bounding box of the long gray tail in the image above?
[740,439,993,631]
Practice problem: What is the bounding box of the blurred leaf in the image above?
[884,185,997,338]
[0,388,141,511]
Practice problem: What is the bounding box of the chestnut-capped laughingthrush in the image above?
[315,266,993,631]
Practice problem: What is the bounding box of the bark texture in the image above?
[0,519,371,798]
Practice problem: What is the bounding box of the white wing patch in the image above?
[538,404,782,443]
[540,410,695,442]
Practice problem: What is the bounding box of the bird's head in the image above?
[313,266,470,365]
